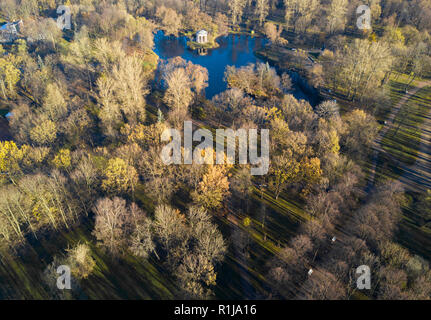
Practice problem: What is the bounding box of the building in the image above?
[0,20,23,43]
[196,30,208,44]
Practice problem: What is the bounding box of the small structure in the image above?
[5,112,13,121]
[308,269,313,276]
[0,20,23,43]
[196,30,208,44]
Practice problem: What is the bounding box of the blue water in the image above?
[153,31,268,99]
[153,31,318,105]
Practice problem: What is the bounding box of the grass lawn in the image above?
[0,217,180,299]
[0,175,308,299]
[396,193,431,261]
[381,85,431,166]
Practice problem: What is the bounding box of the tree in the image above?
[342,109,378,159]
[281,73,292,92]
[0,141,27,177]
[416,190,431,226]
[225,63,281,97]
[102,158,138,194]
[156,6,182,36]
[176,253,217,299]
[93,197,129,256]
[188,206,227,263]
[324,39,393,101]
[0,172,81,250]
[175,206,226,299]
[214,13,229,36]
[52,149,71,170]
[325,0,347,34]
[315,100,340,119]
[0,54,20,99]
[284,0,319,33]
[129,215,155,259]
[66,243,96,279]
[153,204,187,252]
[163,68,193,128]
[42,83,67,122]
[192,165,231,210]
[255,0,269,26]
[307,63,325,88]
[270,150,301,199]
[299,269,346,300]
[29,117,57,146]
[42,255,79,300]
[186,62,209,96]
[301,157,323,196]
[230,166,253,210]
[97,54,149,136]
[24,18,62,50]
[110,54,149,125]
[229,0,247,25]
[264,22,283,45]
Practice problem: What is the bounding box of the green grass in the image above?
[0,178,309,299]
[214,190,308,299]
[381,85,431,166]
[396,194,431,261]
[0,217,179,299]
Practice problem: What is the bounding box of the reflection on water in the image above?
[154,31,267,99]
[153,31,318,104]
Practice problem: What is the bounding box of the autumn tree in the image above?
[255,0,269,26]
[191,165,231,211]
[229,0,247,25]
[97,54,149,137]
[324,39,393,101]
[0,52,20,99]
[163,68,193,127]
[325,0,348,34]
[264,22,283,45]
[102,158,138,195]
[93,197,133,256]
[342,109,378,159]
[156,6,182,36]
[66,243,96,279]
[153,204,188,254]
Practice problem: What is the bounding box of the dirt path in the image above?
[367,80,431,191]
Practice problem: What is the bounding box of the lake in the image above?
[154,31,316,103]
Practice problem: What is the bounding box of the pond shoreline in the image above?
[154,30,320,104]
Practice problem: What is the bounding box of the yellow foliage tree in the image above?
[29,119,57,145]
[0,141,27,175]
[192,165,230,210]
[102,158,138,194]
[301,157,323,196]
[0,55,20,99]
[52,149,71,169]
